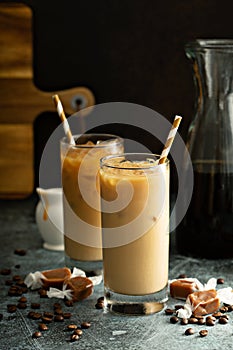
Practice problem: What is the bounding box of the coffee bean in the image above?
[27,311,35,319]
[188,317,198,324]
[54,308,63,315]
[67,324,78,331]
[32,331,42,338]
[17,302,27,309]
[63,312,72,319]
[70,334,79,342]
[220,306,228,313]
[0,314,3,321]
[227,305,233,312]
[97,296,104,302]
[13,275,22,281]
[15,264,21,269]
[16,280,26,287]
[38,289,48,298]
[73,329,83,336]
[165,308,174,315]
[64,300,73,307]
[199,329,208,337]
[185,328,194,336]
[221,314,229,320]
[212,312,223,319]
[39,323,48,331]
[197,318,206,325]
[53,302,61,309]
[32,312,42,320]
[19,296,27,303]
[219,317,228,324]
[5,280,13,286]
[177,274,187,279]
[7,305,17,313]
[0,268,11,275]
[43,312,53,319]
[217,278,225,284]
[180,318,188,325]
[81,321,91,329]
[14,249,26,256]
[21,287,28,294]
[175,305,184,310]
[31,303,40,309]
[206,316,216,322]
[54,315,64,322]
[41,316,53,324]
[170,316,179,324]
[206,318,215,326]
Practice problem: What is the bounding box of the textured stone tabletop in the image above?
[0,196,233,350]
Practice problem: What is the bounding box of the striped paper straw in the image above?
[159,115,182,164]
[52,94,76,145]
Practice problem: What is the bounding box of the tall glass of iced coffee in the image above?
[100,153,169,314]
[61,134,124,275]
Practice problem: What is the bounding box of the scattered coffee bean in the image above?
[43,312,53,319]
[13,275,22,281]
[64,300,73,307]
[185,328,194,335]
[0,268,11,275]
[54,315,64,322]
[170,316,179,324]
[31,303,40,309]
[221,314,229,320]
[5,280,13,286]
[227,305,233,312]
[38,289,48,298]
[14,249,26,256]
[165,308,174,315]
[32,312,42,320]
[15,264,21,269]
[17,302,27,309]
[70,334,79,342]
[177,274,187,279]
[206,318,215,326]
[39,323,48,331]
[7,305,17,313]
[217,278,225,285]
[67,324,78,331]
[27,311,35,319]
[21,286,28,294]
[41,316,53,324]
[32,331,42,339]
[8,286,23,296]
[53,302,61,309]
[199,329,208,337]
[63,312,72,319]
[73,329,83,336]
[180,318,188,325]
[197,318,206,325]
[81,321,91,329]
[188,317,198,324]
[16,280,26,287]
[220,306,228,313]
[54,308,63,315]
[206,316,216,322]
[219,317,228,324]
[19,296,27,303]
[97,296,104,302]
[0,314,3,321]
[212,312,223,319]
[175,305,184,310]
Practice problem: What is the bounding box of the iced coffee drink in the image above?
[60,134,124,274]
[100,153,169,314]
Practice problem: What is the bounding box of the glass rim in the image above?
[60,133,124,149]
[185,39,233,52]
[100,153,169,171]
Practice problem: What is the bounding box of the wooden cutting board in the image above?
[0,3,95,198]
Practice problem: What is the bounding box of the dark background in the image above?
[2,0,233,188]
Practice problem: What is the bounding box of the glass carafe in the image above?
[176,39,233,258]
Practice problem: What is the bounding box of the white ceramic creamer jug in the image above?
[35,188,64,251]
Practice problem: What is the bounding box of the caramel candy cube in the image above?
[188,289,220,316]
[170,279,198,300]
[65,276,93,302]
[42,267,71,289]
